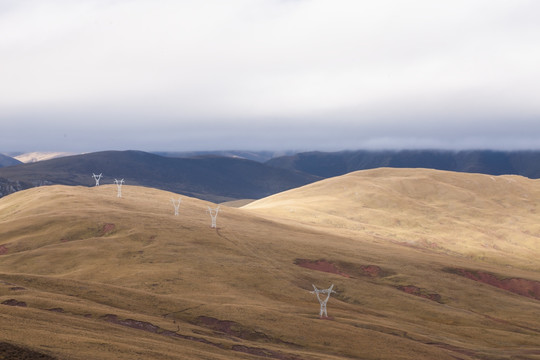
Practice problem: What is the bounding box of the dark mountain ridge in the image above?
[266,149,540,178]
[5,149,540,202]
[153,150,293,163]
[0,154,22,168]
[0,150,320,202]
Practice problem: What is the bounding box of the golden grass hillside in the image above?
[245,167,540,271]
[0,177,538,359]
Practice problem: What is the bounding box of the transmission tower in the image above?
[171,198,182,216]
[207,206,220,228]
[114,179,124,198]
[310,284,336,318]
[92,173,102,186]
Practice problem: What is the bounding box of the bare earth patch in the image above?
[295,259,351,277]
[102,314,165,334]
[396,285,442,303]
[357,265,383,277]
[102,314,302,359]
[47,308,65,313]
[0,245,8,255]
[100,223,116,236]
[449,268,540,300]
[295,259,388,278]
[194,316,298,347]
[0,342,57,360]
[1,299,27,307]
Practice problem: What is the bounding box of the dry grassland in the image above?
[246,168,540,270]
[0,168,539,359]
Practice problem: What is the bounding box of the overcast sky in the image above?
[1,0,540,153]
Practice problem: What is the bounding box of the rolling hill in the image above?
[266,149,540,179]
[0,150,320,202]
[1,169,540,359]
[245,167,540,270]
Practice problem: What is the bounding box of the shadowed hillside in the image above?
[153,150,290,163]
[0,150,320,202]
[266,149,540,178]
[0,154,21,168]
[1,172,540,359]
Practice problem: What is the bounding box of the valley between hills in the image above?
[1,168,540,359]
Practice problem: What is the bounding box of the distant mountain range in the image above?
[2,150,291,165]
[266,149,540,178]
[4,149,540,201]
[0,150,320,202]
[0,153,22,167]
[154,150,294,163]
[13,151,77,163]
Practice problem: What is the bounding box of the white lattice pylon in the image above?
[310,284,336,318]
[171,198,182,216]
[114,179,124,198]
[207,206,220,228]
[92,173,102,186]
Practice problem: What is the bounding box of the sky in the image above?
[1,0,540,153]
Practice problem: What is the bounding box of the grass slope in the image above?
[245,167,540,271]
[0,172,538,359]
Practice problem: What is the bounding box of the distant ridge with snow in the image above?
[14,152,77,163]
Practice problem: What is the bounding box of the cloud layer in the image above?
[2,0,540,151]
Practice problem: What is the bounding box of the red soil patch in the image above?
[295,259,385,278]
[1,299,27,307]
[100,223,115,236]
[359,265,382,277]
[0,245,8,255]
[453,268,540,300]
[397,285,442,303]
[295,259,351,278]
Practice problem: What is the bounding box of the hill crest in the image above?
[245,167,540,270]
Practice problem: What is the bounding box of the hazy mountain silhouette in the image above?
[266,150,540,178]
[0,150,320,202]
[0,153,22,168]
[153,150,293,163]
